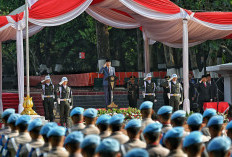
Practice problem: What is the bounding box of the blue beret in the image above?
[183,131,203,148]
[203,109,217,118]
[64,131,84,145]
[70,107,84,117]
[125,148,149,157]
[7,114,21,124]
[143,122,162,134]
[2,108,15,118]
[207,136,231,152]
[109,114,125,125]
[96,138,120,153]
[157,106,173,115]
[207,115,223,127]
[139,101,153,110]
[187,113,203,125]
[47,126,66,137]
[28,118,43,132]
[226,120,232,130]
[83,108,98,118]
[96,114,111,125]
[171,110,186,120]
[15,115,31,126]
[40,122,58,135]
[80,134,101,148]
[164,127,183,140]
[125,119,141,129]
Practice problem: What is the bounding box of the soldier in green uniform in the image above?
[127,76,139,108]
[57,77,73,127]
[160,74,182,112]
[41,75,56,122]
[143,73,157,109]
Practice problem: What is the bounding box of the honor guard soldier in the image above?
[70,107,85,132]
[183,131,205,157]
[8,115,31,157]
[96,115,111,139]
[82,108,100,136]
[57,77,73,127]
[41,75,56,122]
[1,114,20,157]
[81,135,101,157]
[140,101,155,131]
[143,73,157,108]
[122,119,146,155]
[161,74,183,112]
[160,76,171,105]
[125,148,149,157]
[207,137,231,157]
[144,123,169,157]
[127,76,139,108]
[31,122,57,157]
[202,109,217,137]
[109,114,129,144]
[164,127,187,157]
[46,126,69,157]
[96,138,121,157]
[19,119,44,157]
[64,131,83,157]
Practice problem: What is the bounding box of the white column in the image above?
[143,34,150,74]
[17,29,24,114]
[0,42,3,114]
[25,0,30,97]
[183,19,190,113]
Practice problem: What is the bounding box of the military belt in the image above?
[60,99,71,102]
[44,95,54,98]
[145,93,155,96]
[170,94,181,97]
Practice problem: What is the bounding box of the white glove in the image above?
[154,99,157,103]
[142,92,145,98]
[57,98,60,104]
[69,99,72,103]
[179,102,182,105]
[168,77,173,82]
[70,106,73,109]
[210,99,213,102]
[41,94,44,101]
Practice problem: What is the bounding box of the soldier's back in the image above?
[109,131,129,144]
[162,124,172,134]
[99,131,111,139]
[167,149,187,157]
[19,139,44,157]
[141,118,154,130]
[123,139,146,152]
[31,143,51,157]
[46,147,69,157]
[146,144,170,157]
[82,125,100,135]
[70,123,85,132]
[201,126,211,137]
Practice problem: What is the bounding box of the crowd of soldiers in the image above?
[0,100,232,157]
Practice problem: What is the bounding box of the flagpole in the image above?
[25,0,30,97]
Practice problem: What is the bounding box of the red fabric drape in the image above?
[29,0,87,19]
[194,12,232,25]
[91,0,104,5]
[0,16,8,27]
[10,12,24,22]
[133,0,180,14]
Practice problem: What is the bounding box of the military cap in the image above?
[139,101,153,110]
[45,75,51,80]
[80,134,101,148]
[164,127,183,140]
[187,113,203,125]
[207,115,223,127]
[144,73,152,80]
[183,131,203,148]
[59,77,68,85]
[96,114,111,125]
[172,74,178,78]
[70,107,84,117]
[171,110,186,120]
[40,122,58,135]
[106,59,111,62]
[125,148,149,157]
[7,114,21,124]
[15,115,31,126]
[2,108,15,118]
[96,138,120,153]
[125,119,141,129]
[143,122,162,134]
[64,131,84,145]
[203,109,217,118]
[28,118,43,132]
[157,106,173,115]
[207,136,231,152]
[109,114,125,125]
[47,126,66,137]
[83,108,98,118]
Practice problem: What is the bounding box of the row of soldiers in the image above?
[1,101,232,157]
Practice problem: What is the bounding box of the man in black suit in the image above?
[207,74,218,102]
[195,75,212,113]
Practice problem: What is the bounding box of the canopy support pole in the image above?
[0,42,3,114]
[183,19,190,113]
[25,0,30,97]
[144,33,150,74]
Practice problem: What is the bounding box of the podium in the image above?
[106,76,118,108]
